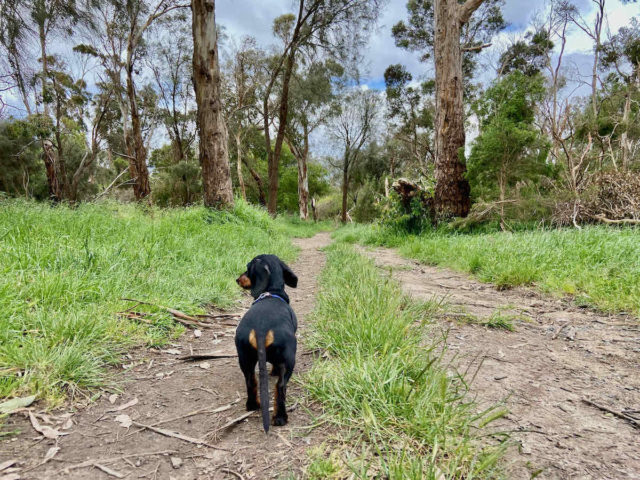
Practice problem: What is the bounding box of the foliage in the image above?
[392,0,506,80]
[0,199,299,403]
[467,72,551,226]
[304,243,506,478]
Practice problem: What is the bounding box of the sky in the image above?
[216,0,640,90]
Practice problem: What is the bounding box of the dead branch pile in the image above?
[554,171,640,226]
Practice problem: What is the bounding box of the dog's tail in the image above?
[256,332,270,433]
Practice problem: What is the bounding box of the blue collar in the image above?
[253,292,288,305]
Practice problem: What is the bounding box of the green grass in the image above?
[334,223,640,316]
[0,199,310,404]
[302,244,506,479]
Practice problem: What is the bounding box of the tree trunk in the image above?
[620,89,631,169]
[268,46,298,215]
[590,1,604,118]
[38,21,49,116]
[433,0,476,218]
[499,161,506,231]
[235,132,246,200]
[191,0,234,209]
[297,127,310,220]
[42,140,62,202]
[125,65,151,200]
[242,158,266,206]
[341,152,349,223]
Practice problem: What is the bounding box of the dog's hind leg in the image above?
[239,351,259,411]
[272,358,294,426]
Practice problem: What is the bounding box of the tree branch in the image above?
[458,0,486,26]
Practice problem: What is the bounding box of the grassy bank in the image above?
[303,244,505,479]
[0,199,323,404]
[335,224,640,316]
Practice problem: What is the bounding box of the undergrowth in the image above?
[334,223,640,316]
[0,199,322,404]
[303,244,506,479]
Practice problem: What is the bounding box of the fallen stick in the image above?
[582,398,640,429]
[210,403,298,439]
[125,400,239,437]
[221,468,246,480]
[94,463,125,478]
[178,351,237,361]
[131,421,229,450]
[120,298,216,329]
[63,450,176,473]
[195,313,241,320]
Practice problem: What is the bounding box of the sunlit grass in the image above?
[0,199,316,404]
[334,223,640,316]
[303,244,506,479]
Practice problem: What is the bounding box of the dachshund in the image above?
[235,255,298,432]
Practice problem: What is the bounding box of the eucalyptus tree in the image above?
[262,0,383,215]
[600,17,640,169]
[383,64,435,175]
[76,0,187,200]
[223,36,264,202]
[286,59,342,219]
[191,0,233,208]
[329,89,379,223]
[392,0,506,218]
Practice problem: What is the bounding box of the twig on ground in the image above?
[582,398,640,429]
[94,463,125,478]
[120,298,218,329]
[131,421,229,450]
[178,351,237,361]
[126,400,239,437]
[63,450,176,473]
[221,468,246,480]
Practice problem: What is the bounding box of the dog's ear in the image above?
[249,258,270,298]
[279,259,298,288]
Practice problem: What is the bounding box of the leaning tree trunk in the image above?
[191,0,234,208]
[433,0,476,218]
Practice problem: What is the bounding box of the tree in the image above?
[76,0,185,201]
[468,71,549,230]
[149,24,197,165]
[600,17,640,168]
[191,0,233,208]
[384,64,435,174]
[499,30,554,77]
[286,59,342,219]
[393,0,505,218]
[329,89,379,223]
[223,37,264,202]
[262,0,382,215]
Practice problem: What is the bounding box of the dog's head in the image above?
[236,254,298,299]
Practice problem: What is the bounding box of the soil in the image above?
[361,246,640,480]
[1,233,332,480]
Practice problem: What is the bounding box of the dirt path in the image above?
[362,246,640,480]
[1,233,332,480]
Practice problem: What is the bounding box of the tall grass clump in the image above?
[304,244,506,479]
[335,223,640,316]
[0,199,299,404]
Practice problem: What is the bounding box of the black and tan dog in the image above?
[235,255,298,432]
